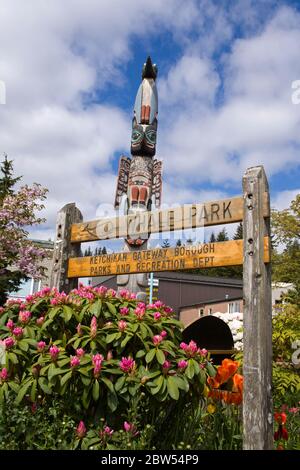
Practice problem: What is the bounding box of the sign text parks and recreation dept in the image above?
[68,237,270,278]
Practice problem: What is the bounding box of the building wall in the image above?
[180,299,243,328]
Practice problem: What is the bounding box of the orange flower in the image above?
[233,373,243,394]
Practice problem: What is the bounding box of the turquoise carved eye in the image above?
[131,129,143,143]
[145,129,156,144]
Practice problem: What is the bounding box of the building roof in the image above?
[92,271,243,288]
[153,271,243,287]
[180,295,243,310]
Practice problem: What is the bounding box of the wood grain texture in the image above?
[242,166,273,450]
[67,237,270,278]
[70,195,270,243]
[49,203,83,293]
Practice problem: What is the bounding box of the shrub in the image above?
[0,285,215,449]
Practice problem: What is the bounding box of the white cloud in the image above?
[1,0,300,247]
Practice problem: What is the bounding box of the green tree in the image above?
[272,195,300,305]
[161,240,170,248]
[209,232,216,243]
[216,228,229,242]
[176,239,182,247]
[233,222,243,240]
[101,246,107,255]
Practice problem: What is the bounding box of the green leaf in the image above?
[173,375,189,392]
[8,352,18,365]
[90,299,102,318]
[62,306,74,322]
[81,376,91,387]
[48,364,64,381]
[145,348,156,364]
[140,324,148,339]
[106,302,116,315]
[106,333,118,344]
[41,318,54,331]
[15,380,33,405]
[38,377,52,394]
[121,335,132,348]
[30,380,37,402]
[101,376,114,393]
[92,380,100,401]
[107,391,118,412]
[156,349,165,365]
[115,375,126,392]
[186,360,195,380]
[18,340,29,352]
[206,362,216,377]
[150,375,164,395]
[48,307,61,320]
[136,349,146,358]
[7,381,19,393]
[167,376,179,400]
[61,370,72,387]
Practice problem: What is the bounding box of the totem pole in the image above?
[114,57,162,300]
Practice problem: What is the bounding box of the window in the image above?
[199,308,204,317]
[8,278,41,299]
[228,302,240,313]
[208,308,213,315]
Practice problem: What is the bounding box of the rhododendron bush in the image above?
[0,284,217,449]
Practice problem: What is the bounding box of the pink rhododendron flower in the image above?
[70,356,80,368]
[90,316,97,338]
[123,421,139,436]
[289,407,299,414]
[108,289,116,297]
[76,421,86,439]
[120,307,129,315]
[4,337,15,349]
[12,327,23,339]
[76,323,83,336]
[130,293,136,299]
[153,312,161,320]
[92,353,104,378]
[0,368,8,381]
[37,341,46,352]
[178,360,188,369]
[49,345,60,361]
[119,289,130,298]
[103,426,114,436]
[152,335,163,346]
[6,319,14,331]
[118,320,127,332]
[164,306,173,314]
[162,360,171,370]
[154,300,164,308]
[199,348,207,356]
[180,340,198,357]
[76,348,85,357]
[36,316,44,326]
[19,310,31,324]
[119,357,135,373]
[134,307,145,320]
[160,330,167,338]
[106,350,113,360]
[98,286,108,296]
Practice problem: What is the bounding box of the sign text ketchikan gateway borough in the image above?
[67,238,270,278]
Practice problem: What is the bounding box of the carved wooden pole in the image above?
[50,203,83,293]
[242,166,273,450]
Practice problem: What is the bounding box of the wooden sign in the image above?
[68,237,270,278]
[70,195,270,243]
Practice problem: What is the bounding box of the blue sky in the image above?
[0,0,300,246]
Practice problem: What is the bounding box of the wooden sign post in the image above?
[50,165,273,450]
[242,166,273,450]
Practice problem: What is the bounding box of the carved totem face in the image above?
[131,119,157,157]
